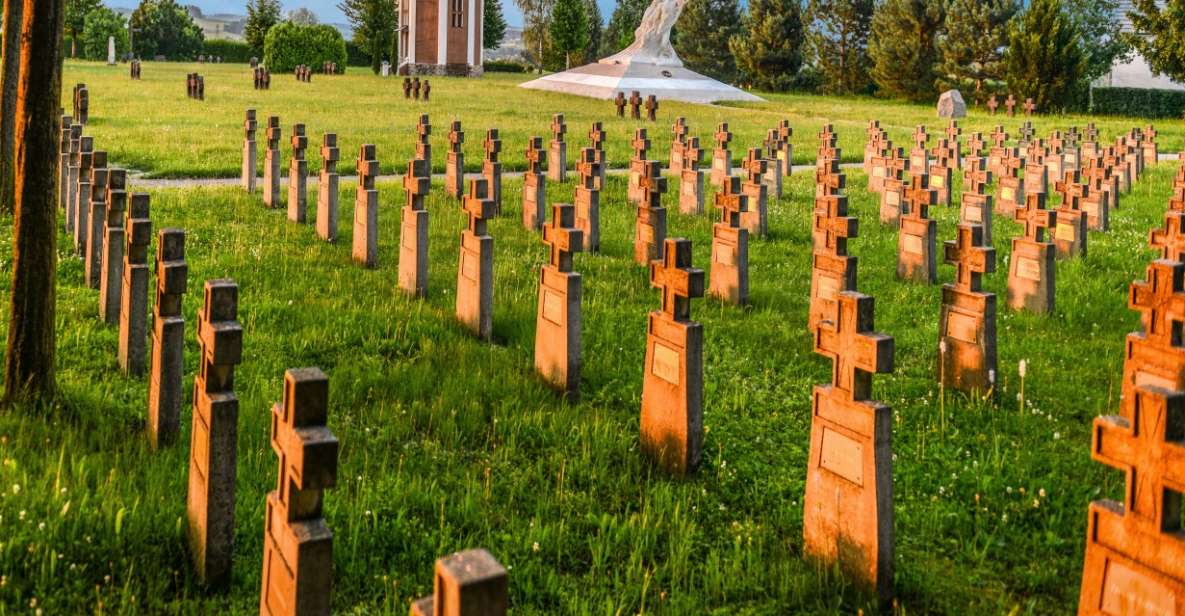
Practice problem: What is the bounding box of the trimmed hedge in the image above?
[263,22,348,73]
[1089,86,1185,119]
[203,39,253,63]
[484,60,528,73]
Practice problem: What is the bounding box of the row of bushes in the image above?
[484,60,529,73]
[202,39,254,63]
[1090,86,1185,119]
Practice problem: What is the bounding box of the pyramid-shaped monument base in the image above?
[520,61,763,105]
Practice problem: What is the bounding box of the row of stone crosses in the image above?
[240,101,1175,608]
[985,93,1036,117]
[402,77,432,101]
[814,116,1176,608]
[54,109,510,614]
[614,90,660,121]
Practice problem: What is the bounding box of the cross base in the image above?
[1007,238,1056,314]
[897,218,937,284]
[1079,500,1185,616]
[938,286,998,395]
[535,266,582,400]
[708,223,749,306]
[457,231,494,341]
[399,208,429,298]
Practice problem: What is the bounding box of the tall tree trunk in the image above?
[5,0,65,405]
[0,0,22,214]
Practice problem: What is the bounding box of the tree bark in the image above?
[0,0,23,214]
[5,0,65,405]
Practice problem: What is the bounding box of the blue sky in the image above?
[182,0,616,28]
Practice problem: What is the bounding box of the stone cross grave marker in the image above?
[187,279,243,588]
[446,120,465,199]
[987,126,1009,178]
[57,115,74,218]
[413,78,421,100]
[628,128,651,207]
[775,119,793,178]
[810,189,858,331]
[410,549,509,616]
[85,162,110,289]
[535,203,584,399]
[483,128,503,214]
[317,133,340,242]
[679,137,705,215]
[1107,143,1132,195]
[403,78,412,98]
[641,238,705,476]
[1025,139,1048,197]
[1143,124,1159,167]
[1051,169,1089,258]
[259,367,340,616]
[1045,132,1066,187]
[614,92,626,117]
[1078,259,1185,614]
[242,109,257,193]
[987,94,998,115]
[353,144,380,267]
[423,79,432,101]
[928,148,953,208]
[864,120,885,175]
[72,138,97,255]
[943,120,962,169]
[130,59,141,79]
[645,95,658,121]
[1008,192,1057,313]
[1083,151,1118,214]
[1151,207,1185,263]
[1080,168,1110,232]
[878,147,908,224]
[761,129,783,199]
[629,91,643,119]
[574,147,601,252]
[804,290,894,604]
[898,174,938,283]
[966,132,985,160]
[815,153,845,200]
[457,178,496,341]
[73,83,89,124]
[1005,94,1016,116]
[288,123,309,223]
[416,114,432,172]
[740,148,769,238]
[959,159,994,246]
[709,176,749,306]
[148,229,187,448]
[634,159,668,266]
[1023,97,1035,117]
[99,169,127,326]
[910,125,929,172]
[523,136,547,231]
[548,113,567,183]
[669,116,688,176]
[711,122,732,189]
[939,224,997,395]
[400,158,431,298]
[119,193,151,376]
[588,122,607,189]
[996,148,1024,218]
[264,117,282,208]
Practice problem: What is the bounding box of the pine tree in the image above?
[246,0,281,56]
[805,0,874,95]
[583,0,602,62]
[551,0,589,68]
[1129,0,1185,82]
[936,0,1017,104]
[338,0,396,74]
[484,0,507,50]
[868,0,945,102]
[674,0,742,82]
[727,0,802,90]
[1004,0,1085,112]
[601,0,648,56]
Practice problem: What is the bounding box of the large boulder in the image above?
[937,90,967,118]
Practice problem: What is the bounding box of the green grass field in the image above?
[0,59,1173,613]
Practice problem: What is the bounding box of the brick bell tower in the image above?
[398,0,484,77]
